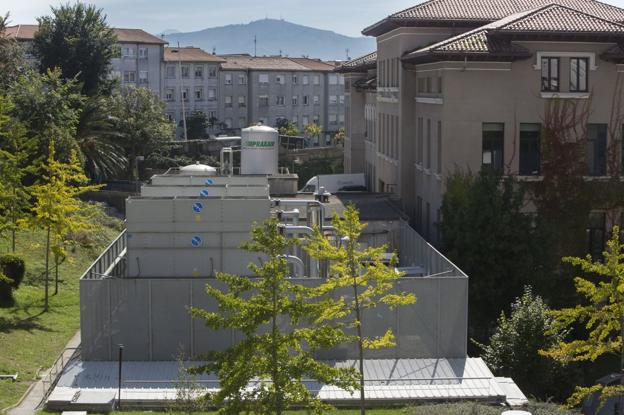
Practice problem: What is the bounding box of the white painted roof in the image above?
[51,358,522,408]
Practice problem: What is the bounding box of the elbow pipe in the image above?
[279,255,305,278]
[276,209,300,225]
[272,199,325,232]
[279,224,314,236]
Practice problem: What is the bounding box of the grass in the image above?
[0,209,122,411]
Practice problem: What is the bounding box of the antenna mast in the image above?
[254,35,257,57]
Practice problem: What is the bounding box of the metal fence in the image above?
[80,230,127,280]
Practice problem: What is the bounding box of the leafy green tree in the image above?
[24,142,101,311]
[0,13,27,89]
[478,286,572,400]
[276,119,299,136]
[334,128,346,143]
[0,95,33,251]
[306,204,416,415]
[541,225,624,408]
[190,219,358,415]
[186,112,208,140]
[106,85,174,180]
[440,170,549,346]
[9,69,83,165]
[33,2,117,96]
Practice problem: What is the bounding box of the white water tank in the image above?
[179,162,217,176]
[241,125,279,175]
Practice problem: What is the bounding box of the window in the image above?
[138,47,148,59]
[166,113,174,122]
[313,75,320,85]
[238,74,246,85]
[276,96,285,106]
[259,95,269,107]
[339,76,344,85]
[138,71,148,84]
[238,96,246,108]
[329,114,337,125]
[313,95,319,105]
[181,66,190,78]
[417,78,425,93]
[166,66,175,78]
[437,76,443,94]
[302,75,309,85]
[426,119,431,169]
[123,71,136,83]
[292,74,298,84]
[122,47,135,58]
[194,66,203,78]
[313,114,319,124]
[181,88,189,101]
[165,88,175,101]
[426,77,432,93]
[224,118,232,129]
[195,87,203,101]
[225,73,232,85]
[519,123,541,175]
[570,57,588,92]
[225,96,232,108]
[339,114,344,124]
[437,121,442,174]
[587,124,607,176]
[239,117,247,128]
[587,212,606,260]
[541,57,559,92]
[339,95,345,104]
[208,89,216,101]
[482,123,504,170]
[259,73,269,84]
[303,95,309,105]
[329,95,337,104]
[302,116,309,126]
[329,75,338,85]
[292,95,298,105]
[292,115,298,125]
[276,74,285,84]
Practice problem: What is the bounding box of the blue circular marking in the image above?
[191,236,203,247]
[199,189,209,198]
[205,179,214,185]
[192,202,204,213]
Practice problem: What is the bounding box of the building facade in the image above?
[341,0,624,244]
[218,55,345,140]
[162,47,224,138]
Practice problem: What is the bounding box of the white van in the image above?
[299,173,366,193]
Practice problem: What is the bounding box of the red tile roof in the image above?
[219,55,335,71]
[164,47,225,62]
[6,25,167,44]
[403,4,624,63]
[363,0,624,36]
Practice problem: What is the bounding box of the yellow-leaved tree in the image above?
[541,225,624,408]
[24,141,102,311]
[305,204,416,415]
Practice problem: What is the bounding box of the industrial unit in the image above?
[48,125,527,410]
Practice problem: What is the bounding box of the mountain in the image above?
[163,19,375,61]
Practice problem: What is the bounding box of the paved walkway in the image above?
[5,331,81,415]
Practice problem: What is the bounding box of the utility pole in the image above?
[175,42,188,141]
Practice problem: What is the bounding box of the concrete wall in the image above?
[80,275,468,361]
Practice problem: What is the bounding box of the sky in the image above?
[5,0,624,37]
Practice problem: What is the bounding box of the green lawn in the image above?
[0,211,122,411]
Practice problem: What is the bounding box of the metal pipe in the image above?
[272,199,325,232]
[276,209,300,225]
[279,255,305,278]
[279,225,314,236]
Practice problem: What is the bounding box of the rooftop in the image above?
[220,54,336,71]
[164,46,225,62]
[403,4,624,63]
[5,24,168,44]
[336,51,377,73]
[363,0,624,36]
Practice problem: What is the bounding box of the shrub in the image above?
[0,254,25,288]
[0,272,14,303]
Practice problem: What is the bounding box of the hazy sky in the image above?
[5,0,624,37]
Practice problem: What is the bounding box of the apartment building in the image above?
[162,47,225,137]
[6,24,167,95]
[341,0,624,244]
[218,54,345,140]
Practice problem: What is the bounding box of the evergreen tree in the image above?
[24,142,101,311]
[306,204,416,415]
[541,226,624,408]
[190,218,359,415]
[33,2,117,96]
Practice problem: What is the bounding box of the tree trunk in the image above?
[44,226,50,312]
[11,228,15,253]
[54,255,59,295]
[271,272,283,415]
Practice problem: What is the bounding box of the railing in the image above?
[396,221,467,278]
[39,346,81,407]
[80,230,127,280]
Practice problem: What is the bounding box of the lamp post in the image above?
[117,344,124,410]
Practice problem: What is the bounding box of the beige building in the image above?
[341,0,624,244]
